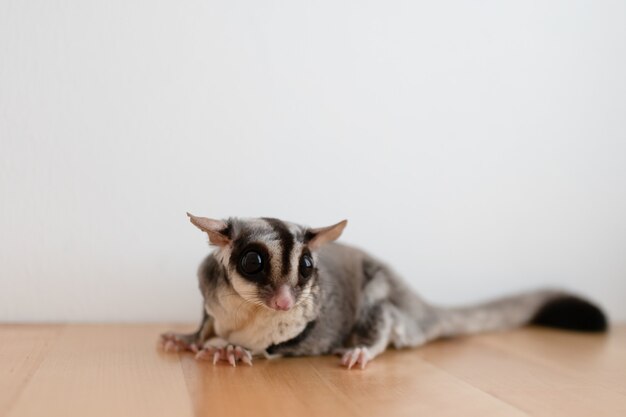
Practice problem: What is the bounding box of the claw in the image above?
[164,340,176,352]
[237,347,253,366]
[227,345,236,367]
[241,354,253,366]
[159,333,198,353]
[341,347,371,370]
[358,349,369,369]
[347,348,358,369]
[195,341,253,367]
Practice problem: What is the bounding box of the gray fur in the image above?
[162,216,606,365]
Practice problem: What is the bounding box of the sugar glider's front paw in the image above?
[336,347,372,370]
[159,332,200,353]
[195,338,253,367]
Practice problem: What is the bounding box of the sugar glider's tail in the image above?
[432,290,607,339]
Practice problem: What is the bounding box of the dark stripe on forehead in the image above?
[262,217,294,276]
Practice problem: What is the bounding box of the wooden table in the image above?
[1,324,625,417]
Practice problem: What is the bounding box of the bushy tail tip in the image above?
[530,296,608,332]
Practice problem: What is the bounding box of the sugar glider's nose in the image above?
[270,285,294,311]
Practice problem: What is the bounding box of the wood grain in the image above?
[1,324,625,417]
[417,331,626,417]
[0,324,64,415]
[4,324,194,417]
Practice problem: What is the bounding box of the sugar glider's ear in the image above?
[306,220,348,250]
[186,212,231,246]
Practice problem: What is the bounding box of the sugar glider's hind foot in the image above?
[335,347,372,370]
[159,332,200,353]
[195,338,253,367]
[159,311,214,353]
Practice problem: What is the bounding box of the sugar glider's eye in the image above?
[299,254,314,279]
[240,251,264,275]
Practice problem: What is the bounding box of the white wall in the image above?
[1,1,625,322]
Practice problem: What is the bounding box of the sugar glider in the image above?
[160,214,607,369]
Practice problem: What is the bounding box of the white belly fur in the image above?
[207,300,310,353]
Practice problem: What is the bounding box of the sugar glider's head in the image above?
[187,213,347,312]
